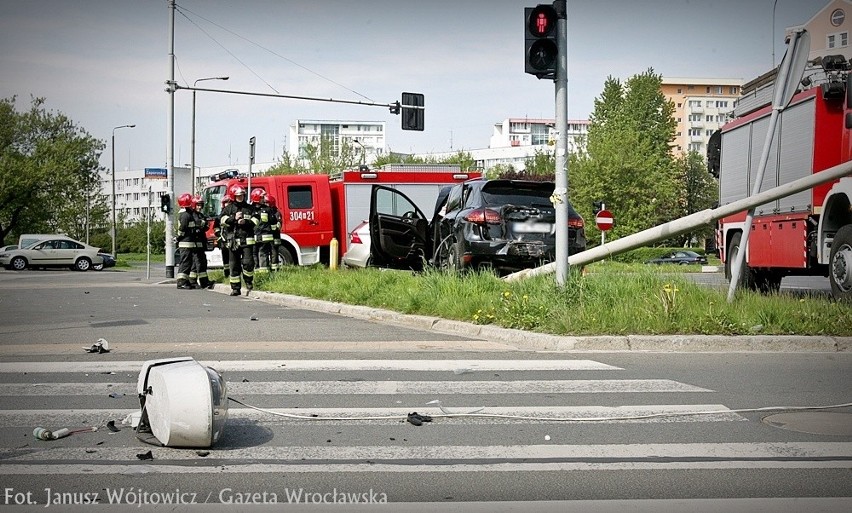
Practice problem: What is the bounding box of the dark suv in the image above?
[368,179,586,274]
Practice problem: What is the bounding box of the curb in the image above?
[208,284,851,353]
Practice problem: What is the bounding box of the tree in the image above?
[0,96,106,245]
[569,69,680,242]
[266,137,362,176]
[674,150,718,246]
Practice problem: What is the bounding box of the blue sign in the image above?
[144,167,167,179]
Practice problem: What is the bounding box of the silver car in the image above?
[0,236,103,272]
[341,220,372,268]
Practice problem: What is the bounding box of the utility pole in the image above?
[553,0,569,286]
[165,0,176,278]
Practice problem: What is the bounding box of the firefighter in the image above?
[220,185,258,296]
[175,193,198,289]
[249,188,266,271]
[190,194,212,289]
[215,195,232,279]
[254,189,279,272]
[265,194,283,271]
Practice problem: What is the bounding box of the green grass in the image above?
[232,264,852,336]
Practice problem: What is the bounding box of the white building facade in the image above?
[289,120,387,166]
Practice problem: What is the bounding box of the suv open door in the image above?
[368,185,430,270]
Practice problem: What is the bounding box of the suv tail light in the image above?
[568,217,585,229]
[465,208,502,224]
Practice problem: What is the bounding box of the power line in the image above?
[174,6,280,94]
[175,4,375,102]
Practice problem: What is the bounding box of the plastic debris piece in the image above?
[122,412,141,428]
[106,420,120,433]
[544,435,551,441]
[250,315,258,321]
[33,427,52,440]
[196,451,210,457]
[84,338,110,354]
[108,392,124,399]
[136,450,153,460]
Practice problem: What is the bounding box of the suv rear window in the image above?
[480,184,553,206]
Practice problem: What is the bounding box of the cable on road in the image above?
[228,397,852,423]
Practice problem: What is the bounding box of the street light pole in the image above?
[191,76,229,194]
[111,124,135,257]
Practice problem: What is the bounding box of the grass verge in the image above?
[226,264,852,337]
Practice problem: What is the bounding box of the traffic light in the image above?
[160,193,171,214]
[401,92,424,131]
[525,4,558,79]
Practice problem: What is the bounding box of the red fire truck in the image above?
[712,55,852,300]
[198,164,481,267]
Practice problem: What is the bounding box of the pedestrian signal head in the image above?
[177,193,193,209]
[249,188,266,204]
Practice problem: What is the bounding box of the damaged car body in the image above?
[368,178,586,274]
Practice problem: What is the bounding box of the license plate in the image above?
[512,222,552,233]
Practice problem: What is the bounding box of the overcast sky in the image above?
[0,0,828,173]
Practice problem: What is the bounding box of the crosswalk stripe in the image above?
[0,359,623,373]
[0,379,712,396]
[2,442,850,474]
[0,405,745,427]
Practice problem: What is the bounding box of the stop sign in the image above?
[595,209,614,231]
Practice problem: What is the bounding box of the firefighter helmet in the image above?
[265,195,277,208]
[177,193,193,208]
[229,185,246,200]
[191,194,204,209]
[249,188,266,204]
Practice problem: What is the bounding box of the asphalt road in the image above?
[0,267,850,512]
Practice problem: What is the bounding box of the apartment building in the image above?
[288,120,386,166]
[661,78,743,156]
[789,0,852,63]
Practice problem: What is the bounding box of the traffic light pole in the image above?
[553,0,569,287]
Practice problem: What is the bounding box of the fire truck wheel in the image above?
[724,232,755,290]
[277,246,294,266]
[829,224,852,301]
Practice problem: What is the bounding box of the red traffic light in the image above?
[528,5,556,37]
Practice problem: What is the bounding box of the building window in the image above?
[730,86,738,94]
[828,32,848,49]
[706,115,713,122]
[716,101,729,108]
[677,88,682,94]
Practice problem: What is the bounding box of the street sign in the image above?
[595,209,614,231]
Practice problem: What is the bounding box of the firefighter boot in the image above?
[229,287,241,297]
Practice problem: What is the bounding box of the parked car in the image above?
[0,236,103,271]
[92,252,116,271]
[646,250,708,265]
[368,179,586,274]
[0,245,17,253]
[341,220,372,268]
